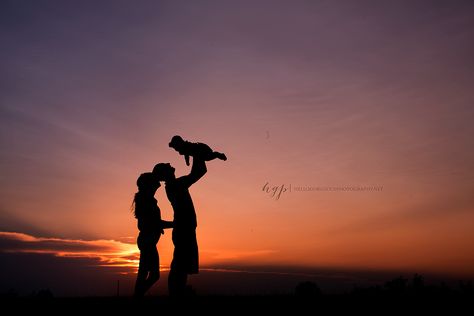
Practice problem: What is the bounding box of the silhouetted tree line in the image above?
[0,288,54,299]
[295,274,473,300]
[1,275,472,301]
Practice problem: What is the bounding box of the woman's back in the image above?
[134,192,162,235]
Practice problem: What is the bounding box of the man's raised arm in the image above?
[179,157,207,188]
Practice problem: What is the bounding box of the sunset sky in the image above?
[1,1,474,296]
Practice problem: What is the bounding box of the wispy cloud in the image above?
[0,232,279,271]
[0,231,139,271]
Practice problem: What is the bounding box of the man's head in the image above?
[152,163,176,182]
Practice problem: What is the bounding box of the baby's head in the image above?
[169,135,185,150]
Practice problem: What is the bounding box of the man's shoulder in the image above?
[169,176,187,186]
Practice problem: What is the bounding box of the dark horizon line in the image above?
[196,263,474,281]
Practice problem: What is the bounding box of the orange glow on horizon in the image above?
[0,231,140,272]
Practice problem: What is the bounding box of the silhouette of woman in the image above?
[132,172,173,297]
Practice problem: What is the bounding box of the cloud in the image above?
[0,231,139,270]
[2,232,467,296]
[0,231,354,296]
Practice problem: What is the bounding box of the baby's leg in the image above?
[208,151,227,161]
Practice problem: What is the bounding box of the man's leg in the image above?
[168,266,187,297]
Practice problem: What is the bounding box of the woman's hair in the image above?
[131,172,159,218]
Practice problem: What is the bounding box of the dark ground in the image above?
[2,294,473,315]
[2,276,473,314]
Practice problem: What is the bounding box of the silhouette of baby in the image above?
[169,135,227,166]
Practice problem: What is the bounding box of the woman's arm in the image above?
[161,220,174,229]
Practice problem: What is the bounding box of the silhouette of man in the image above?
[152,158,207,296]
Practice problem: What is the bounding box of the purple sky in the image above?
[1,1,474,296]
